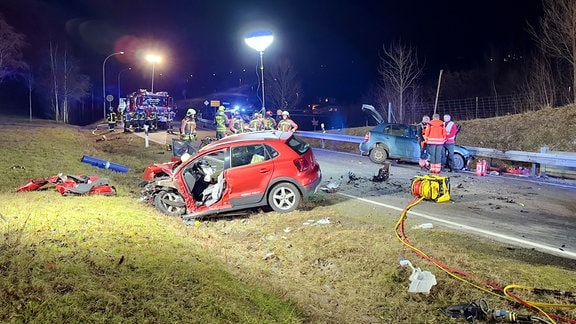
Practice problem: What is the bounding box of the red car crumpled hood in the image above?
[142,160,179,181]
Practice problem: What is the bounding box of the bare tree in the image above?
[378,42,423,123]
[519,51,556,109]
[265,57,303,112]
[41,43,91,123]
[0,14,28,82]
[529,0,576,103]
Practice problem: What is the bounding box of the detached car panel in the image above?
[141,131,322,219]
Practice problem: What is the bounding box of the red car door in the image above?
[225,144,274,206]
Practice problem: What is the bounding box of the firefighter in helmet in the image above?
[214,106,229,140]
[180,108,197,153]
[277,110,298,132]
[248,112,265,131]
[229,111,246,134]
[106,107,117,130]
[264,110,277,130]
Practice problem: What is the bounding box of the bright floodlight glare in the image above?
[244,31,274,52]
[146,54,162,63]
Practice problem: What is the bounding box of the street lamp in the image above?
[102,51,124,119]
[146,54,162,93]
[117,67,132,105]
[245,30,273,115]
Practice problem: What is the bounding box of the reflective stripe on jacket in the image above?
[445,121,457,144]
[424,119,446,145]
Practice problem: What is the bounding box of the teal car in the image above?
[358,105,472,170]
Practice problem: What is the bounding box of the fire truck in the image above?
[122,89,176,132]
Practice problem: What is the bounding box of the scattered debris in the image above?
[399,257,437,294]
[372,162,391,182]
[80,155,129,173]
[319,178,341,193]
[412,223,433,230]
[16,174,116,196]
[11,165,26,170]
[347,171,358,182]
[303,218,331,226]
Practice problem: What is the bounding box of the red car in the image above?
[141,131,322,219]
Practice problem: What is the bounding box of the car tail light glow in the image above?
[293,157,311,172]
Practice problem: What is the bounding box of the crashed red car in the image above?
[140,131,322,219]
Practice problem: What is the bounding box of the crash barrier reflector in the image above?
[80,155,129,173]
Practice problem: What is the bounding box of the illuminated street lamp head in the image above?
[146,54,162,63]
[244,31,274,52]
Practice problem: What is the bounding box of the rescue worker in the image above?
[423,113,446,174]
[417,115,430,170]
[135,106,146,131]
[106,107,117,130]
[443,114,458,172]
[180,108,197,154]
[248,112,265,131]
[214,106,229,139]
[166,107,176,134]
[264,110,277,130]
[229,111,246,134]
[277,110,298,132]
[275,109,284,125]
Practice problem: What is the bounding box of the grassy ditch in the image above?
[0,120,575,323]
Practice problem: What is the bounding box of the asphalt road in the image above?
[135,128,576,260]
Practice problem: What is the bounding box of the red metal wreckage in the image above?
[16,174,116,196]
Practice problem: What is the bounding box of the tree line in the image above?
[1,0,576,124]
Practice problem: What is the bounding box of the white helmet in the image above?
[282,110,289,116]
[180,152,191,163]
[186,108,196,116]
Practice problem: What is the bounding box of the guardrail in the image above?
[295,130,576,172]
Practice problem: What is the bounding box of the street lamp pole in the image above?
[117,67,131,105]
[146,54,162,93]
[151,63,156,93]
[245,31,273,115]
[102,51,124,119]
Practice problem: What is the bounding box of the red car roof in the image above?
[199,131,292,152]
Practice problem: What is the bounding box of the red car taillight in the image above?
[293,157,311,172]
[363,132,370,142]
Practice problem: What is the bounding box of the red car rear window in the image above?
[287,136,311,155]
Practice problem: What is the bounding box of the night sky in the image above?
[0,0,542,104]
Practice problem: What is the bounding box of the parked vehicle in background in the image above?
[122,89,175,132]
[359,105,472,170]
[141,131,322,219]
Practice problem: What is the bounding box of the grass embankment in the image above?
[0,119,575,323]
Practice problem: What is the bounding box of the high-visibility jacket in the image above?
[230,117,245,134]
[264,117,277,130]
[249,118,264,131]
[424,119,446,145]
[107,112,116,123]
[416,122,427,144]
[445,121,458,144]
[277,118,298,132]
[215,113,228,133]
[180,117,197,141]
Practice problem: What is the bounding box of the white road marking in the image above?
[337,192,576,260]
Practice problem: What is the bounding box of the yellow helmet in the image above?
[218,106,225,112]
